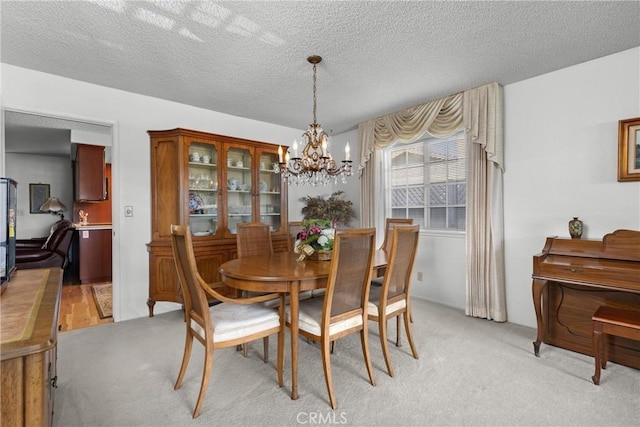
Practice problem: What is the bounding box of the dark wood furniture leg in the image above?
[532,278,547,356]
[591,306,640,385]
[591,326,604,385]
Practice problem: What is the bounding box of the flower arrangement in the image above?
[294,219,336,261]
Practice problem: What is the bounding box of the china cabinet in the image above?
[146,128,288,316]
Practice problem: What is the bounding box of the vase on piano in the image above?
[568,217,583,239]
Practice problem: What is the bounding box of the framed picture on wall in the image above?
[29,183,50,214]
[618,117,640,182]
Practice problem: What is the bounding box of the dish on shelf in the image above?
[193,230,213,237]
[259,180,268,192]
[189,192,205,213]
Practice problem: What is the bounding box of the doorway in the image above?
[3,109,117,331]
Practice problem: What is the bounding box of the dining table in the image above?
[219,249,388,400]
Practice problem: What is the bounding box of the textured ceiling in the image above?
[2,1,640,153]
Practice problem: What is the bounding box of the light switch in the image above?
[82,230,89,239]
[125,206,133,217]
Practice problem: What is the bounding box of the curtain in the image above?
[463,82,506,321]
[359,120,376,228]
[358,82,506,322]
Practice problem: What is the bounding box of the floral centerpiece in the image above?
[294,219,336,261]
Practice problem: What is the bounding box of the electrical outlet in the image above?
[417,271,423,281]
[125,206,133,217]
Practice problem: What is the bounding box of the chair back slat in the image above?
[381,218,413,252]
[325,228,376,319]
[170,225,212,334]
[384,225,420,300]
[237,222,273,258]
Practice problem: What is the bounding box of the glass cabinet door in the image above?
[226,146,253,235]
[188,141,219,237]
[257,150,282,233]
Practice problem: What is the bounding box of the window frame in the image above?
[383,130,466,233]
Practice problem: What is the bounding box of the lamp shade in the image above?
[40,197,67,214]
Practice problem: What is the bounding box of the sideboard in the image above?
[1,268,62,426]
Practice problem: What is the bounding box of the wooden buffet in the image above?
[1,268,62,426]
[532,229,640,368]
[146,128,289,316]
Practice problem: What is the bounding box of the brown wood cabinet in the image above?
[78,227,112,284]
[146,128,289,316]
[1,268,62,427]
[73,143,106,201]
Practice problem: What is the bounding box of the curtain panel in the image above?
[358,82,506,322]
[463,82,506,321]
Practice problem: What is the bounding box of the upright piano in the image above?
[532,229,640,369]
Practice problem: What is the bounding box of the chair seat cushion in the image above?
[368,286,406,315]
[285,297,363,337]
[368,287,407,315]
[192,303,280,343]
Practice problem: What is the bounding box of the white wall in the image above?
[503,47,640,328]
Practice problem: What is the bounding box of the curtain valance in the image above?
[358,93,463,176]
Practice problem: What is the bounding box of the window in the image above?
[386,131,466,231]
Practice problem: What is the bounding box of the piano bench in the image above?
[591,306,640,385]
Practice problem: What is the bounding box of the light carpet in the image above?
[54,299,639,426]
[91,283,112,319]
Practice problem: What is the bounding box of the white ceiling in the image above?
[2,1,640,155]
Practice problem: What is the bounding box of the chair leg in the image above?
[360,327,376,387]
[403,311,419,359]
[263,337,269,363]
[277,297,285,387]
[379,317,394,377]
[321,336,337,409]
[396,315,403,347]
[175,331,194,390]
[192,342,214,418]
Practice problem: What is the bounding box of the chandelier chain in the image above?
[312,63,317,125]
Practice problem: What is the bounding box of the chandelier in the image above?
[277,55,352,186]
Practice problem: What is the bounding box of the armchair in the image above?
[15,220,75,270]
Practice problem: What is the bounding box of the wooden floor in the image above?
[59,283,113,332]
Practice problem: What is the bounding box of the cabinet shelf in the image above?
[189,161,217,167]
[189,188,217,192]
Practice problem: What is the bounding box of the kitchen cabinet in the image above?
[77,227,112,284]
[73,144,106,201]
[146,128,289,316]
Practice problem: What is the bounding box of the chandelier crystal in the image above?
[277,55,352,186]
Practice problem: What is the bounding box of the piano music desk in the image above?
[591,306,640,385]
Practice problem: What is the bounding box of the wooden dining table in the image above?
[219,249,387,400]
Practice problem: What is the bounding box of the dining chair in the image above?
[236,222,274,258]
[285,228,377,409]
[368,224,420,377]
[373,218,415,322]
[170,224,285,418]
[236,222,311,325]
